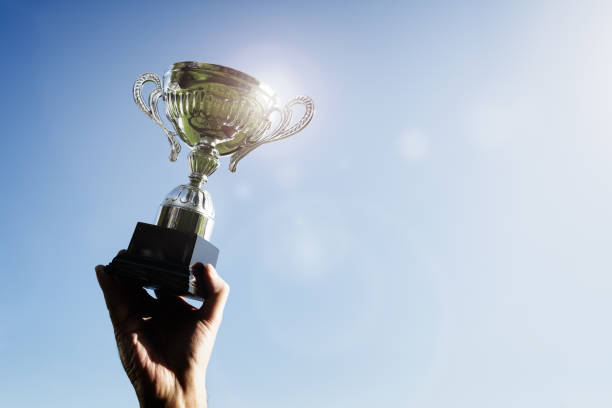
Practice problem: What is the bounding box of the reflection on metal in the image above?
[132,62,315,237]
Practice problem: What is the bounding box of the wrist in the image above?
[138,383,207,408]
[139,393,207,408]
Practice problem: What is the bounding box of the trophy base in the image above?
[106,222,219,301]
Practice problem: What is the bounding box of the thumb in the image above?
[193,263,230,326]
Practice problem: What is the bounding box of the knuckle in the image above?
[220,281,230,295]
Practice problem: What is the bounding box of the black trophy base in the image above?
[106,222,219,300]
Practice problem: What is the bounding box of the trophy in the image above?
[106,62,314,299]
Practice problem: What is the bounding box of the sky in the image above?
[1,0,612,406]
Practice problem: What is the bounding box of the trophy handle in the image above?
[229,96,315,172]
[133,73,182,162]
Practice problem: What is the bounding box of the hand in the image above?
[95,254,229,408]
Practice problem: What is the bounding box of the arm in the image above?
[95,257,229,408]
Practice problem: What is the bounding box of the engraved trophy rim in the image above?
[167,61,277,98]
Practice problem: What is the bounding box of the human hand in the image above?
[95,254,229,408]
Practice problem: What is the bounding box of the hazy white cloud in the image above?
[240,196,372,359]
[288,218,324,276]
[397,129,430,161]
[272,162,302,188]
[233,182,252,200]
[465,103,517,150]
[336,156,352,172]
[260,213,353,281]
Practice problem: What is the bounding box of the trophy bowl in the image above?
[164,62,276,150]
[134,61,315,172]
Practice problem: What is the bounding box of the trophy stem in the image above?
[188,144,220,184]
[189,173,206,188]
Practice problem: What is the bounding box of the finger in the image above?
[96,264,156,327]
[194,263,230,325]
[96,264,130,326]
[154,289,194,311]
[111,249,156,310]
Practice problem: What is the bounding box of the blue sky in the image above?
[1,0,612,406]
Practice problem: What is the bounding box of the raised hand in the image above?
[96,255,229,408]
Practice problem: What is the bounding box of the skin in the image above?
[95,254,230,408]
